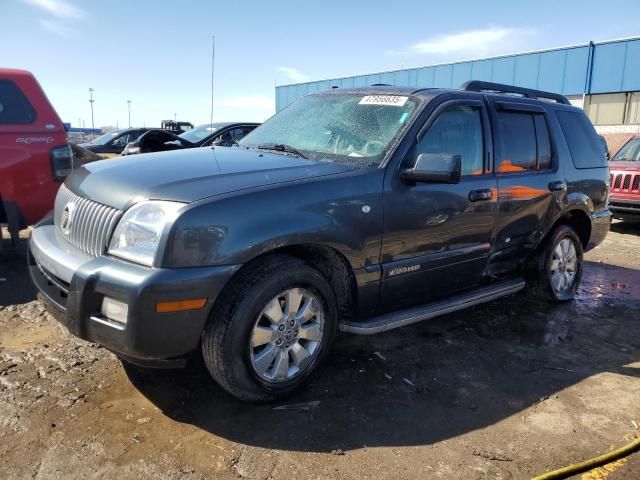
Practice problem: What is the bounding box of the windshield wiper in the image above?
[257,143,307,159]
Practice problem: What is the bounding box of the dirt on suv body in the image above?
[29,81,611,402]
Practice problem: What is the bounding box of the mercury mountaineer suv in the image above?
[29,82,611,402]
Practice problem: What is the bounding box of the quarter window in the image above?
[0,80,36,125]
[496,111,553,173]
[556,111,608,168]
[416,105,485,175]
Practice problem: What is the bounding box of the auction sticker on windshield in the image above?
[359,95,409,106]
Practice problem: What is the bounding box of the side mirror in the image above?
[400,153,462,184]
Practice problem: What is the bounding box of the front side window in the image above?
[239,93,419,166]
[0,80,36,125]
[612,139,640,162]
[416,105,484,175]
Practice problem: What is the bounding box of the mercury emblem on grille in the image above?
[60,202,75,234]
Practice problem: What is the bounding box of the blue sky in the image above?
[3,0,640,129]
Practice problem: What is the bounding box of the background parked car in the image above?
[161,120,194,134]
[609,135,640,223]
[0,68,73,246]
[121,122,259,156]
[79,128,149,155]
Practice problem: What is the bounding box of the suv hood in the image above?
[66,146,359,209]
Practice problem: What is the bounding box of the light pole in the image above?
[127,100,131,127]
[88,88,95,138]
[174,112,177,122]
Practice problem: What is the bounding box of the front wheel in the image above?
[201,255,337,402]
[527,225,584,302]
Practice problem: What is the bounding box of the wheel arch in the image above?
[213,243,358,325]
[546,208,591,250]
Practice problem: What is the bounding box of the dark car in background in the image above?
[121,122,259,156]
[80,128,149,155]
[609,135,640,222]
[161,120,194,134]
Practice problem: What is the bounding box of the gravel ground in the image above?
[1,222,639,480]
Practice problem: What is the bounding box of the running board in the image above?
[339,278,526,335]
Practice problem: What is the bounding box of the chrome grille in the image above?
[633,175,640,191]
[54,184,121,257]
[623,174,632,190]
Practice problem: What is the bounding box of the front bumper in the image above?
[609,198,640,218]
[29,223,240,363]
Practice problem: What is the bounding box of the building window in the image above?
[625,92,640,125]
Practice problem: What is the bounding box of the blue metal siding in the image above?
[563,47,590,94]
[275,37,640,111]
[591,42,627,93]
[621,39,640,92]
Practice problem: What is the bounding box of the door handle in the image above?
[548,181,567,192]
[468,189,493,202]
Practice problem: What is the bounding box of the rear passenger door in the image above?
[488,101,560,273]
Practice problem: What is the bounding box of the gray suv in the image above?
[29,82,611,402]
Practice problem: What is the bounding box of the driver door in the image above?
[379,98,497,312]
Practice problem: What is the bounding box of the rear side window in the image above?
[556,110,607,168]
[0,80,36,125]
[496,111,552,173]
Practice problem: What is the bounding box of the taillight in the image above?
[50,144,74,181]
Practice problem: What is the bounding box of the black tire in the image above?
[527,225,583,302]
[201,255,338,403]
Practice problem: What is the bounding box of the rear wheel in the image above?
[527,225,583,302]
[201,255,337,402]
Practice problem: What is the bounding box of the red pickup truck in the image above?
[0,68,72,244]
[609,136,640,223]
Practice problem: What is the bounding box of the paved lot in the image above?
[1,223,639,479]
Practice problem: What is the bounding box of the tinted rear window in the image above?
[556,110,606,168]
[0,80,36,125]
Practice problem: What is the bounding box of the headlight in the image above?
[108,201,184,266]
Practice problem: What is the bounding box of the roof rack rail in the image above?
[459,81,571,105]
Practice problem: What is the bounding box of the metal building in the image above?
[275,36,640,128]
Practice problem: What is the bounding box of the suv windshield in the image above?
[612,139,640,162]
[239,93,418,166]
[179,124,223,143]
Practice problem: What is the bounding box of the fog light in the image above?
[101,297,128,325]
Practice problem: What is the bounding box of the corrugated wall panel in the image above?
[563,47,589,94]
[621,39,640,92]
[275,38,640,111]
[452,63,473,88]
[394,70,410,87]
[434,64,453,87]
[492,57,515,85]
[416,67,435,87]
[591,42,626,93]
[538,50,566,93]
[471,60,493,81]
[514,54,539,89]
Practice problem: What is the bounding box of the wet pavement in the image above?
[1,222,639,479]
